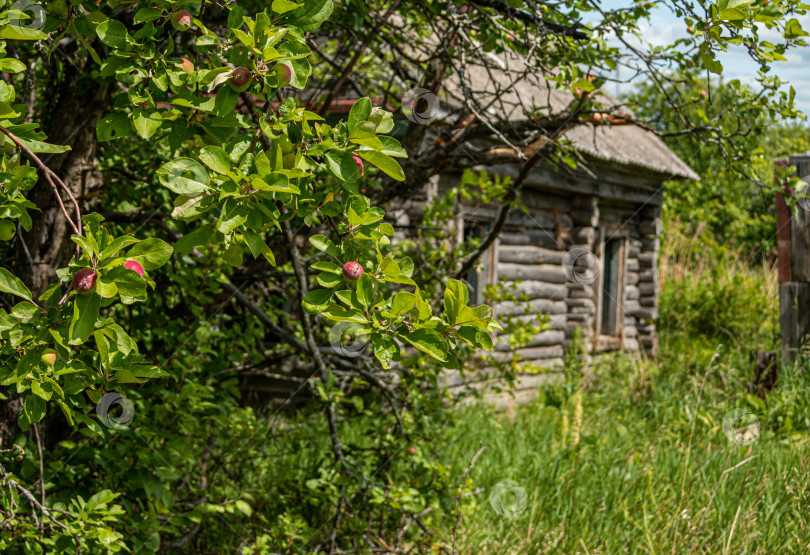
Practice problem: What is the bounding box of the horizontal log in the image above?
[571,208,598,227]
[499,229,559,250]
[568,285,594,299]
[504,209,572,230]
[492,336,565,358]
[638,252,656,268]
[641,237,659,251]
[639,282,656,297]
[504,280,569,301]
[640,297,657,307]
[625,285,639,300]
[624,300,641,315]
[499,245,566,265]
[634,308,658,321]
[625,258,640,272]
[566,298,596,311]
[565,322,594,338]
[572,226,596,245]
[640,269,657,282]
[495,298,567,316]
[499,263,567,283]
[638,324,655,334]
[623,338,640,351]
[521,189,573,212]
[623,326,638,338]
[493,342,565,358]
[627,245,640,259]
[639,219,662,236]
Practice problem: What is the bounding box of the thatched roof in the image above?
[439,55,699,181]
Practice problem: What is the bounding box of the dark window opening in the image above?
[463,220,492,304]
[600,238,623,336]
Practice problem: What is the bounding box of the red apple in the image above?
[72,268,97,293]
[41,349,56,367]
[171,10,192,31]
[353,155,364,176]
[275,63,293,86]
[700,90,707,98]
[123,260,144,277]
[230,67,251,92]
[687,26,694,33]
[181,58,194,73]
[342,261,364,280]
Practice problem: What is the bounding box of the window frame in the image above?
[594,227,627,350]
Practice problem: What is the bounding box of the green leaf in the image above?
[400,328,448,362]
[309,235,339,258]
[285,0,334,31]
[125,238,173,271]
[22,394,46,427]
[132,109,162,140]
[96,19,129,49]
[443,279,468,325]
[0,268,32,301]
[348,97,372,133]
[199,146,232,174]
[271,0,302,14]
[355,274,373,309]
[107,266,147,299]
[69,293,101,344]
[0,58,26,73]
[0,26,48,41]
[302,289,332,313]
[217,201,248,234]
[133,7,163,23]
[324,150,360,182]
[390,292,416,317]
[312,261,341,274]
[157,158,211,195]
[358,151,405,181]
[97,113,131,142]
[174,224,215,255]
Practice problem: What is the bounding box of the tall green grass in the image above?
[435,225,810,554]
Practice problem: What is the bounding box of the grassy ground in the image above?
[438,229,810,554]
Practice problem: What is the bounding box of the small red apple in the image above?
[353,155,364,176]
[171,10,193,31]
[700,90,707,98]
[72,268,97,293]
[230,67,251,92]
[41,349,56,367]
[123,260,144,277]
[784,187,794,197]
[275,63,293,86]
[687,26,694,33]
[408,446,417,454]
[343,261,364,280]
[181,58,194,73]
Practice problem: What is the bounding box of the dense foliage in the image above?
[0,0,807,552]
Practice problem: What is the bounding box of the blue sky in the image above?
[585,1,810,117]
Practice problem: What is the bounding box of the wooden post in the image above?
[779,154,810,365]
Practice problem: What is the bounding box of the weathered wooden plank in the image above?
[638,252,656,268]
[520,189,573,212]
[499,263,568,283]
[499,229,559,250]
[494,298,567,316]
[569,285,594,299]
[776,190,792,283]
[780,282,810,365]
[493,330,565,352]
[790,203,810,282]
[565,298,596,312]
[504,280,569,300]
[572,226,596,245]
[571,208,598,227]
[493,340,565,356]
[639,282,656,297]
[499,245,566,265]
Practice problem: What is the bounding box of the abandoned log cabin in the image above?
[385,73,698,388]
